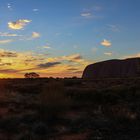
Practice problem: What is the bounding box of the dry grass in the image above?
[0,81,9,101]
[39,81,71,117]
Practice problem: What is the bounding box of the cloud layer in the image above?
[0,49,90,78]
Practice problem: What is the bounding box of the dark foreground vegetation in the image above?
[0,77,140,140]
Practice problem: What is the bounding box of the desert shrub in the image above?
[64,79,82,87]
[66,88,118,105]
[64,80,77,87]
[102,104,137,122]
[0,80,10,101]
[0,116,20,133]
[32,122,49,136]
[39,81,71,119]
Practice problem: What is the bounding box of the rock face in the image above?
[82,58,140,79]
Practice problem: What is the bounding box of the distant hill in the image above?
[82,58,140,79]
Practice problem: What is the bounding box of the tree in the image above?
[24,72,40,78]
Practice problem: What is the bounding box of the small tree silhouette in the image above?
[24,72,40,78]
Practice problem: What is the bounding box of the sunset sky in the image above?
[0,0,139,78]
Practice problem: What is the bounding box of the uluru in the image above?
[82,58,140,79]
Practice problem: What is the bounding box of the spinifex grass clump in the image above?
[0,80,9,100]
[39,81,71,120]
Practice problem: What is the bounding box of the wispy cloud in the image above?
[8,19,31,30]
[0,49,17,57]
[32,32,40,38]
[0,63,12,66]
[38,62,61,69]
[7,3,12,10]
[80,5,102,19]
[33,9,39,12]
[0,39,13,44]
[46,54,90,67]
[81,12,92,18]
[107,24,120,32]
[72,54,83,60]
[37,43,51,49]
[104,52,112,56]
[0,32,21,37]
[62,54,83,63]
[43,46,51,49]
[67,68,78,71]
[92,6,102,11]
[92,47,98,53]
[0,69,19,73]
[83,6,102,12]
[101,39,112,47]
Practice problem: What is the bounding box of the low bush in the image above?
[39,81,71,120]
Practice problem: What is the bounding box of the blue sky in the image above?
[0,0,139,77]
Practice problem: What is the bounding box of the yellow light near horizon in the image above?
[0,73,19,79]
[0,74,9,78]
